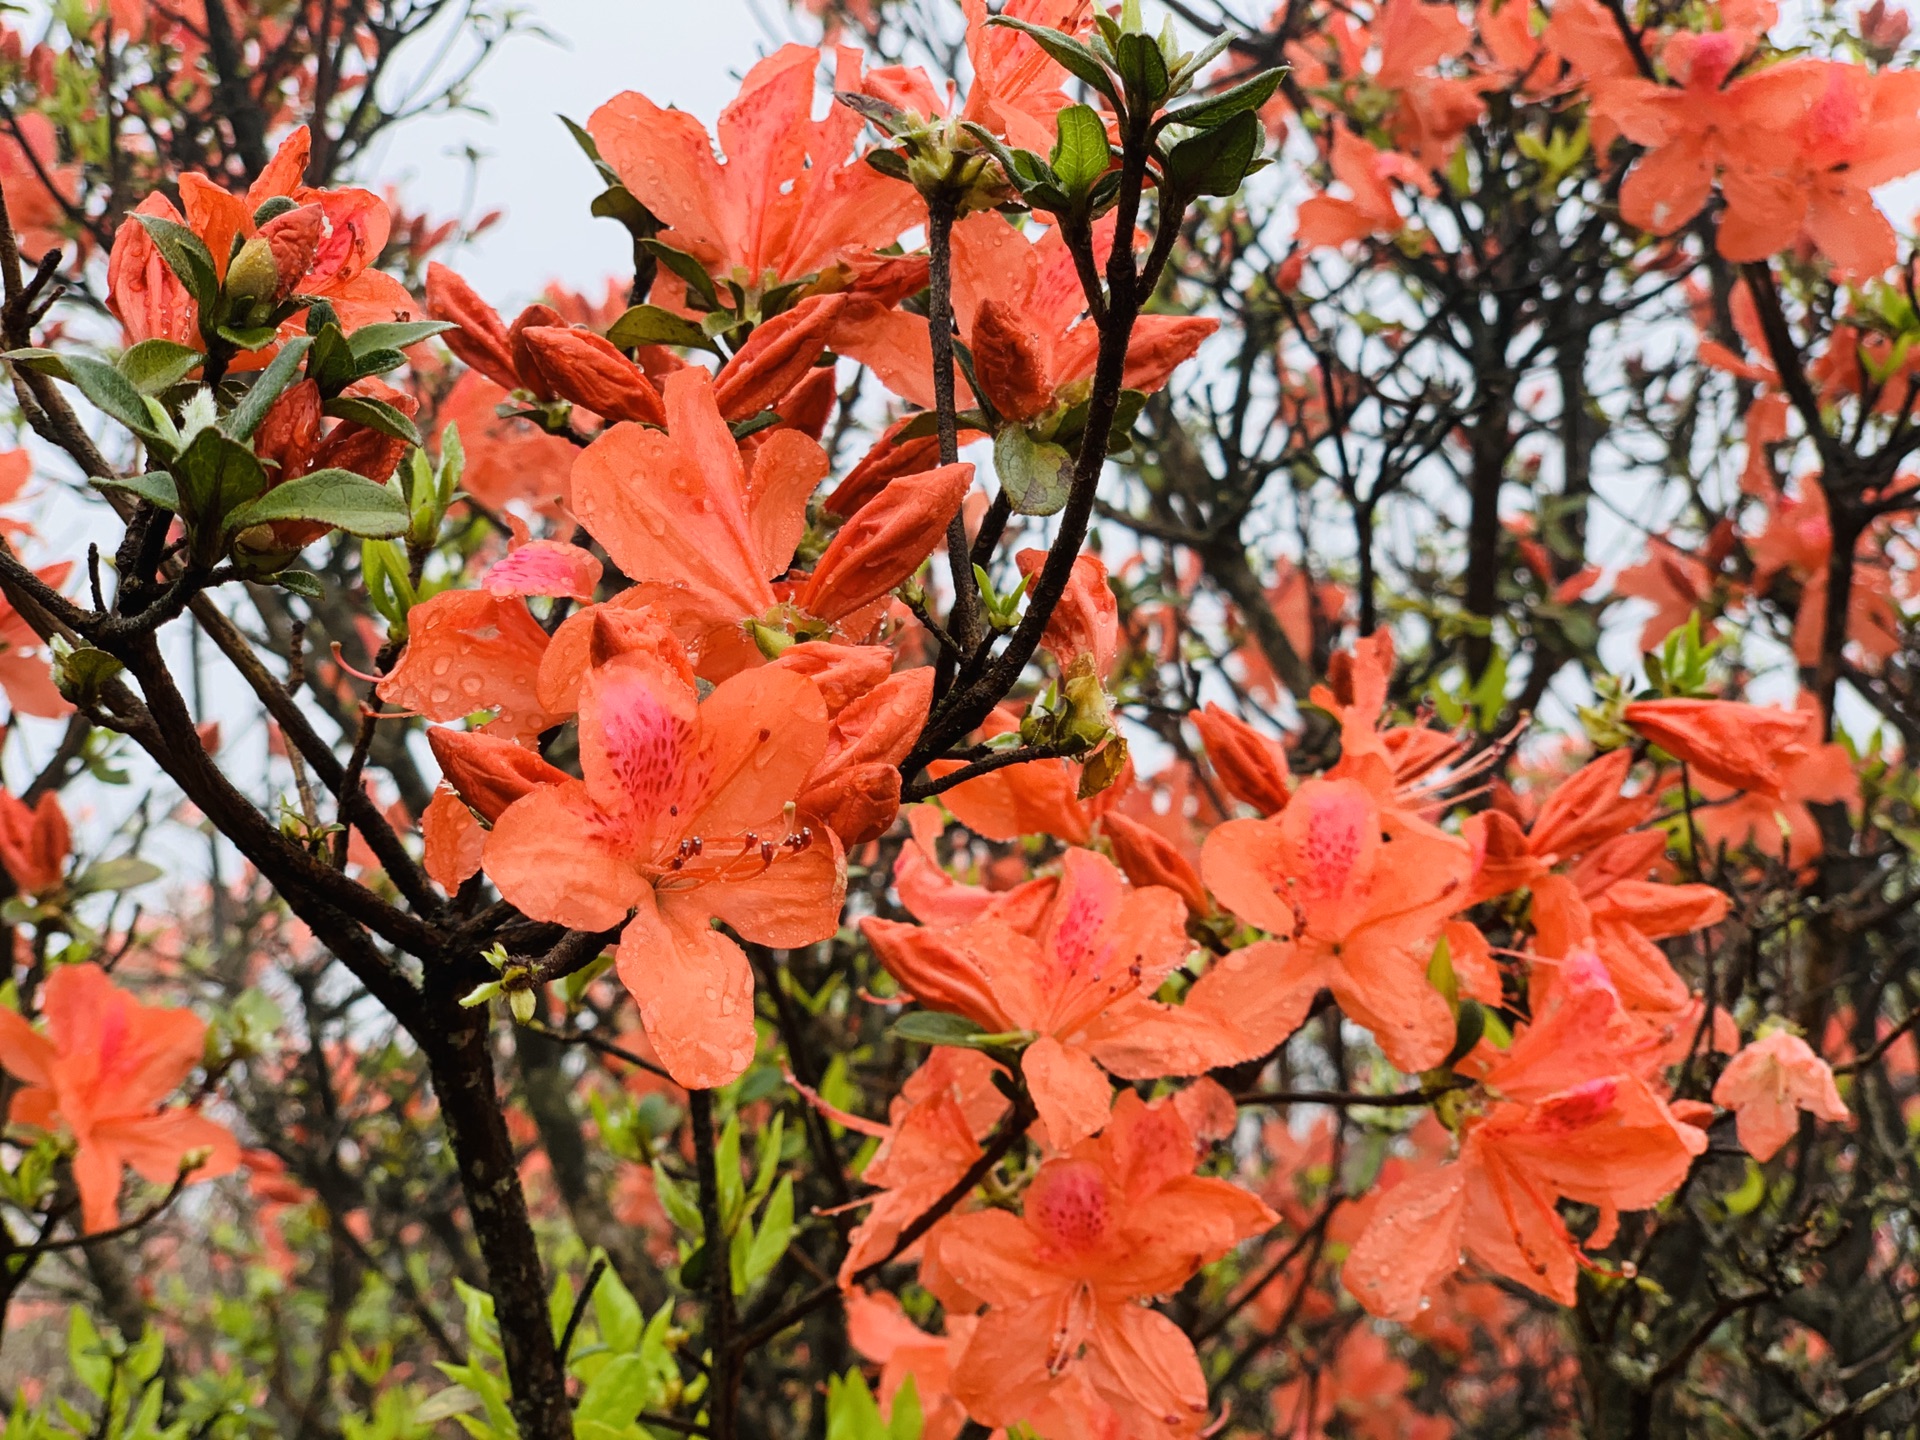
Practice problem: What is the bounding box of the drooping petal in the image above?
[617,889,759,1089]
[1023,1035,1115,1152]
[1342,1162,1469,1320]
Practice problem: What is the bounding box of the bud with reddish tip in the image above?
[517,326,666,426]
[1190,702,1291,816]
[971,300,1053,422]
[712,294,847,422]
[1017,548,1118,678]
[425,262,520,391]
[1100,811,1208,916]
[427,728,569,824]
[258,203,325,299]
[797,462,973,622]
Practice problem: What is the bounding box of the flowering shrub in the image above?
[0,0,1911,1437]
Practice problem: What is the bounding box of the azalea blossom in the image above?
[0,964,239,1232]
[481,650,845,1087]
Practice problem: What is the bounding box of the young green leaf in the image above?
[323,395,422,445]
[607,303,719,352]
[223,336,312,442]
[226,468,410,538]
[346,320,454,359]
[1051,104,1113,199]
[63,355,166,442]
[1164,109,1264,197]
[94,472,181,512]
[117,339,203,395]
[1160,67,1287,132]
[994,424,1075,516]
[987,17,1120,104]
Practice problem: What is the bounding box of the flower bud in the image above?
[224,235,280,308]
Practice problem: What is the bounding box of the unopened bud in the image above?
[225,235,279,308]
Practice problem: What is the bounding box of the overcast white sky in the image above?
[365,0,822,304]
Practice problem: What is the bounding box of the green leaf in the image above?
[133,213,218,310]
[891,1010,987,1047]
[994,425,1074,516]
[1164,109,1264,197]
[64,354,164,441]
[94,472,180,512]
[227,468,409,538]
[176,427,268,529]
[607,303,719,352]
[324,395,422,445]
[651,1160,702,1235]
[216,322,284,352]
[1160,67,1287,131]
[67,1309,111,1400]
[888,1375,924,1440]
[743,1176,794,1288]
[2,346,70,380]
[987,17,1120,104]
[223,336,312,442]
[1050,104,1112,199]
[307,322,356,394]
[559,113,621,184]
[1115,31,1170,110]
[639,240,721,312]
[590,1261,643,1353]
[277,569,324,599]
[716,1114,744,1233]
[117,338,202,394]
[575,1355,662,1427]
[347,320,454,358]
[71,856,164,895]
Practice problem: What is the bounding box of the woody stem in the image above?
[690,1088,737,1440]
[927,189,980,691]
[905,111,1156,771]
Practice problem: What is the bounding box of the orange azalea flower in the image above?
[1201,774,1472,1072]
[1596,17,1827,252]
[589,45,920,299]
[1694,694,1858,867]
[1712,1028,1850,1161]
[0,787,68,896]
[0,963,239,1232]
[866,847,1203,1149]
[859,0,1092,153]
[376,589,563,744]
[1622,696,1817,799]
[481,651,845,1088]
[0,113,80,257]
[835,212,1215,417]
[927,1091,1275,1434]
[827,1047,1008,1284]
[105,126,416,358]
[1714,62,1920,276]
[1272,1326,1451,1440]
[1344,956,1705,1317]
[571,368,970,678]
[0,561,73,721]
